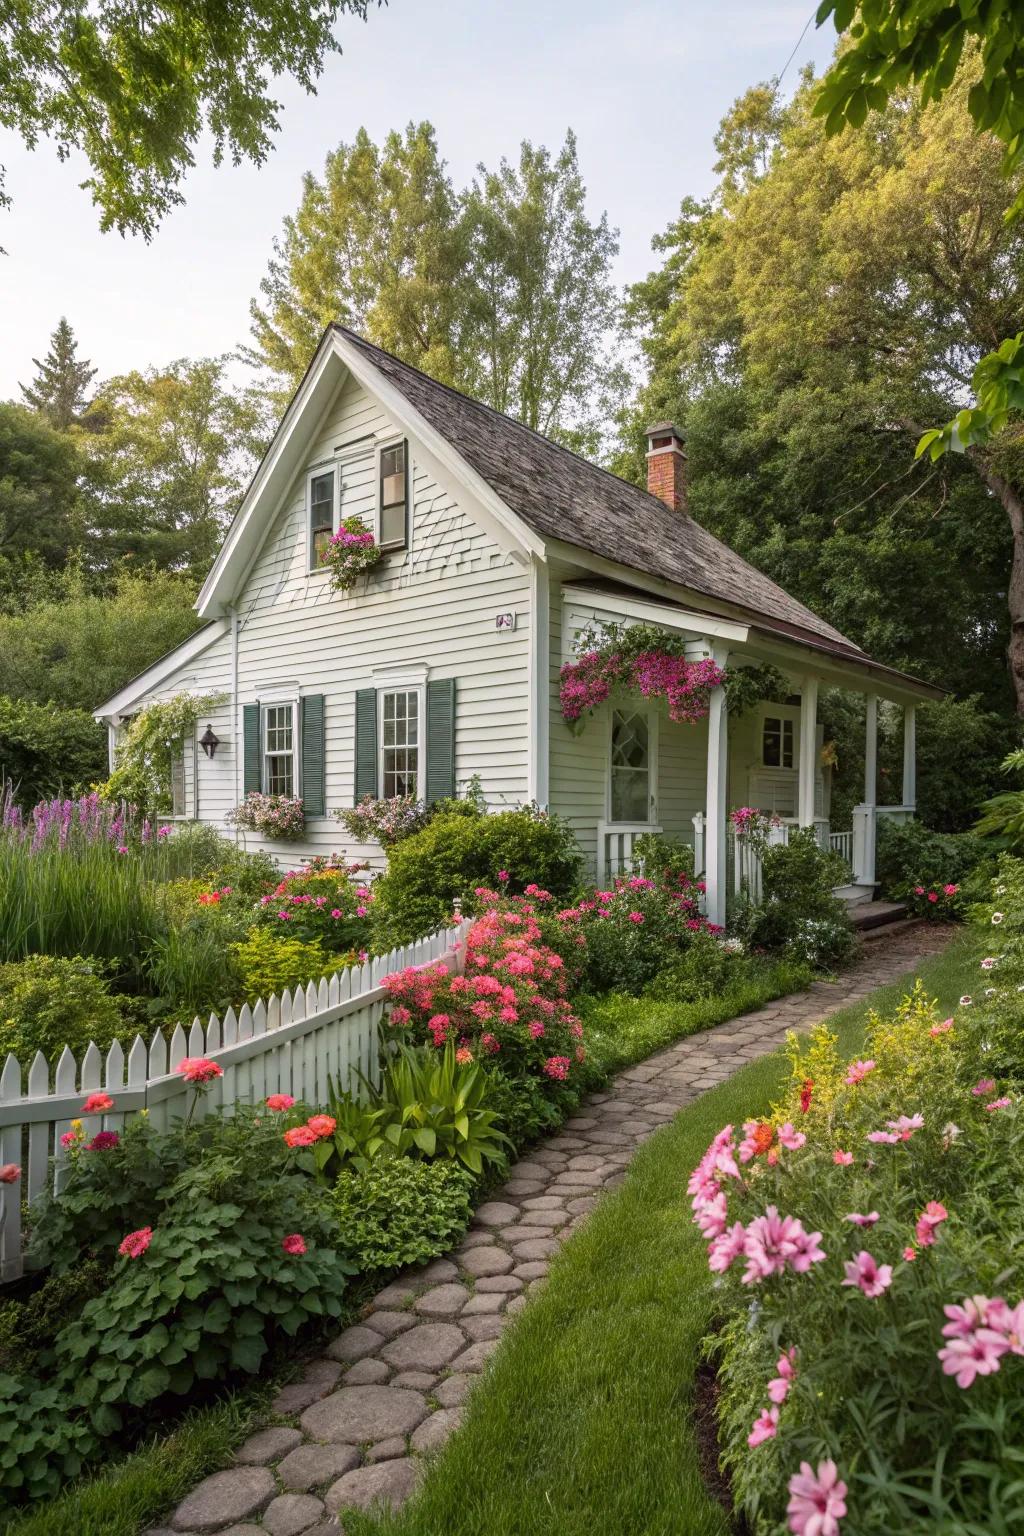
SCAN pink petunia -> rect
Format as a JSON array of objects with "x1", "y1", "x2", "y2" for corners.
[
  {"x1": 833, "y1": 1149, "x2": 854, "y2": 1166},
  {"x1": 747, "y1": 1406, "x2": 779, "y2": 1447},
  {"x1": 787, "y1": 1460, "x2": 847, "y2": 1536},
  {"x1": 842, "y1": 1250, "x2": 893, "y2": 1298},
  {"x1": 118, "y1": 1226, "x2": 153, "y2": 1259},
  {"x1": 845, "y1": 1212, "x2": 879, "y2": 1227},
  {"x1": 844, "y1": 1060, "x2": 876, "y2": 1086}
]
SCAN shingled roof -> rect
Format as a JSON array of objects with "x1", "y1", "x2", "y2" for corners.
[{"x1": 337, "y1": 326, "x2": 858, "y2": 655}]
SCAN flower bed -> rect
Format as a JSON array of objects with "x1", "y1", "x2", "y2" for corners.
[{"x1": 694, "y1": 859, "x2": 1024, "y2": 1534}]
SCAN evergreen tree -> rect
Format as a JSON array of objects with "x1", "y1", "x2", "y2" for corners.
[{"x1": 19, "y1": 318, "x2": 97, "y2": 430}]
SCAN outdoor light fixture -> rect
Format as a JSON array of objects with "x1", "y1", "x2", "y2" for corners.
[{"x1": 199, "y1": 725, "x2": 220, "y2": 760}]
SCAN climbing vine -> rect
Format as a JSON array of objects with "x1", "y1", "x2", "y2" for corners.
[{"x1": 103, "y1": 692, "x2": 227, "y2": 815}]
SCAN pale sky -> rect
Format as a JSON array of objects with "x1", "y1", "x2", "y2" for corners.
[{"x1": 0, "y1": 0, "x2": 827, "y2": 401}]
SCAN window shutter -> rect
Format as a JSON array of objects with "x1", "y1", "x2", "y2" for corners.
[
  {"x1": 425, "y1": 677, "x2": 456, "y2": 805},
  {"x1": 354, "y1": 689, "x2": 378, "y2": 803},
  {"x1": 242, "y1": 703, "x2": 261, "y2": 795},
  {"x1": 301, "y1": 695, "x2": 326, "y2": 817}
]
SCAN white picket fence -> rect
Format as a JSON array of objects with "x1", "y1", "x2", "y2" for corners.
[{"x1": 0, "y1": 920, "x2": 469, "y2": 1283}]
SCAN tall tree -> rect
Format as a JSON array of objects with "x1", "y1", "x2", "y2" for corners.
[
  {"x1": 248, "y1": 124, "x2": 623, "y2": 450},
  {"x1": 0, "y1": 0, "x2": 378, "y2": 237},
  {"x1": 0, "y1": 402, "x2": 83, "y2": 572},
  {"x1": 82, "y1": 358, "x2": 263, "y2": 578},
  {"x1": 623, "y1": 66, "x2": 1023, "y2": 711},
  {"x1": 19, "y1": 318, "x2": 97, "y2": 431}
]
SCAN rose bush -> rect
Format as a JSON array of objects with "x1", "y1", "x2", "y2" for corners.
[
  {"x1": 558, "y1": 866, "x2": 720, "y2": 995},
  {"x1": 251, "y1": 861, "x2": 375, "y2": 951}
]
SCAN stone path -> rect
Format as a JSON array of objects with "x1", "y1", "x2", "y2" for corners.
[{"x1": 153, "y1": 922, "x2": 952, "y2": 1536}]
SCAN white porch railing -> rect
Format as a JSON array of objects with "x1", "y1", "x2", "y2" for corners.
[
  {"x1": 829, "y1": 830, "x2": 854, "y2": 867},
  {"x1": 0, "y1": 920, "x2": 469, "y2": 1283},
  {"x1": 597, "y1": 821, "x2": 662, "y2": 885}
]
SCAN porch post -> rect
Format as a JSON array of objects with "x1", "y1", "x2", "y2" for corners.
[
  {"x1": 853, "y1": 692, "x2": 879, "y2": 887},
  {"x1": 864, "y1": 693, "x2": 878, "y2": 807},
  {"x1": 902, "y1": 703, "x2": 916, "y2": 811},
  {"x1": 798, "y1": 677, "x2": 819, "y2": 828},
  {"x1": 703, "y1": 643, "x2": 729, "y2": 929}
]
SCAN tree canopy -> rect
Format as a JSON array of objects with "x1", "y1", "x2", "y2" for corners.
[{"x1": 19, "y1": 318, "x2": 97, "y2": 430}]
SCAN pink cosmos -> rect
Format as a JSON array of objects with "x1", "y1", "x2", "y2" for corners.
[
  {"x1": 972, "y1": 1079, "x2": 997, "y2": 1096},
  {"x1": 789, "y1": 1224, "x2": 827, "y2": 1272},
  {"x1": 845, "y1": 1211, "x2": 879, "y2": 1227},
  {"x1": 787, "y1": 1460, "x2": 847, "y2": 1536},
  {"x1": 768, "y1": 1348, "x2": 798, "y2": 1404},
  {"x1": 266, "y1": 1094, "x2": 295, "y2": 1111},
  {"x1": 915, "y1": 1201, "x2": 948, "y2": 1247},
  {"x1": 985, "y1": 1097, "x2": 1012, "y2": 1111},
  {"x1": 281, "y1": 1233, "x2": 307, "y2": 1255},
  {"x1": 886, "y1": 1113, "x2": 924, "y2": 1139},
  {"x1": 844, "y1": 1060, "x2": 876, "y2": 1086},
  {"x1": 742, "y1": 1206, "x2": 825, "y2": 1284},
  {"x1": 833, "y1": 1149, "x2": 854, "y2": 1165},
  {"x1": 903, "y1": 1246, "x2": 917, "y2": 1261},
  {"x1": 938, "y1": 1328, "x2": 1009, "y2": 1388},
  {"x1": 176, "y1": 1056, "x2": 224, "y2": 1084},
  {"x1": 82, "y1": 1092, "x2": 114, "y2": 1113},
  {"x1": 708, "y1": 1221, "x2": 747, "y2": 1274},
  {"x1": 842, "y1": 1249, "x2": 893, "y2": 1298},
  {"x1": 747, "y1": 1406, "x2": 779, "y2": 1447},
  {"x1": 867, "y1": 1130, "x2": 900, "y2": 1144},
  {"x1": 119, "y1": 1226, "x2": 153, "y2": 1258},
  {"x1": 777, "y1": 1122, "x2": 807, "y2": 1151},
  {"x1": 695, "y1": 1192, "x2": 729, "y2": 1241}
]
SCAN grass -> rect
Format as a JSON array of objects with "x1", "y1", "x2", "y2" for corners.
[{"x1": 353, "y1": 928, "x2": 983, "y2": 1536}]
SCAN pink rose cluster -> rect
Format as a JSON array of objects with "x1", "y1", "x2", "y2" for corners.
[
  {"x1": 382, "y1": 890, "x2": 584, "y2": 1080},
  {"x1": 556, "y1": 868, "x2": 720, "y2": 948}
]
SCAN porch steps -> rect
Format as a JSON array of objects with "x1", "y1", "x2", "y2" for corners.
[
  {"x1": 834, "y1": 882, "x2": 876, "y2": 908},
  {"x1": 849, "y1": 900, "x2": 909, "y2": 933}
]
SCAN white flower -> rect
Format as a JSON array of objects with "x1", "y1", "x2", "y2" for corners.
[
  {"x1": 981, "y1": 957, "x2": 998, "y2": 970},
  {"x1": 996, "y1": 884, "x2": 1007, "y2": 895},
  {"x1": 985, "y1": 987, "x2": 997, "y2": 997},
  {"x1": 992, "y1": 912, "x2": 1004, "y2": 924},
  {"x1": 959, "y1": 995, "x2": 973, "y2": 1007},
  {"x1": 943, "y1": 1122, "x2": 961, "y2": 1142}
]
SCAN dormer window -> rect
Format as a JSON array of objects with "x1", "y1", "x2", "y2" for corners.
[
  {"x1": 378, "y1": 440, "x2": 408, "y2": 550},
  {"x1": 309, "y1": 468, "x2": 336, "y2": 568}
]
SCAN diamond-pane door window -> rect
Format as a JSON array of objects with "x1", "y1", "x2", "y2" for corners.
[{"x1": 610, "y1": 710, "x2": 651, "y2": 822}]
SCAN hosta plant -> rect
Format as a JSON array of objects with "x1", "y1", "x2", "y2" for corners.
[{"x1": 375, "y1": 1043, "x2": 512, "y2": 1174}]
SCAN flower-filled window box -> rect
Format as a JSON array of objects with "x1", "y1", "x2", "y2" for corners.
[
  {"x1": 319, "y1": 516, "x2": 384, "y2": 592},
  {"x1": 228, "y1": 792, "x2": 306, "y2": 841},
  {"x1": 560, "y1": 621, "x2": 727, "y2": 729}
]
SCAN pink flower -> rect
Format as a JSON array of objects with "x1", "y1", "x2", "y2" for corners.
[
  {"x1": 844, "y1": 1060, "x2": 876, "y2": 1086},
  {"x1": 118, "y1": 1226, "x2": 153, "y2": 1259},
  {"x1": 915, "y1": 1201, "x2": 948, "y2": 1247},
  {"x1": 695, "y1": 1192, "x2": 729, "y2": 1241},
  {"x1": 455, "y1": 1047, "x2": 474, "y2": 1065},
  {"x1": 480, "y1": 1032, "x2": 500, "y2": 1054},
  {"x1": 787, "y1": 1459, "x2": 847, "y2": 1536},
  {"x1": 497, "y1": 870, "x2": 509, "y2": 882},
  {"x1": 544, "y1": 1056, "x2": 571, "y2": 1080},
  {"x1": 903, "y1": 1245, "x2": 917, "y2": 1261},
  {"x1": 742, "y1": 1207, "x2": 825, "y2": 1283},
  {"x1": 307, "y1": 1114, "x2": 336, "y2": 1139},
  {"x1": 985, "y1": 1097, "x2": 1012, "y2": 1111},
  {"x1": 972, "y1": 1078, "x2": 997, "y2": 1097},
  {"x1": 768, "y1": 1348, "x2": 798, "y2": 1404},
  {"x1": 82, "y1": 1092, "x2": 114, "y2": 1113},
  {"x1": 747, "y1": 1405, "x2": 779, "y2": 1447},
  {"x1": 0, "y1": 1163, "x2": 20, "y2": 1184},
  {"x1": 59, "y1": 1130, "x2": 80, "y2": 1148},
  {"x1": 845, "y1": 1211, "x2": 879, "y2": 1227},
  {"x1": 777, "y1": 1122, "x2": 806, "y2": 1151},
  {"x1": 842, "y1": 1249, "x2": 893, "y2": 1298},
  {"x1": 886, "y1": 1113, "x2": 924, "y2": 1139},
  {"x1": 266, "y1": 1093, "x2": 296, "y2": 1111},
  {"x1": 708, "y1": 1221, "x2": 747, "y2": 1274},
  {"x1": 628, "y1": 911, "x2": 645, "y2": 924},
  {"x1": 927, "y1": 891, "x2": 938, "y2": 903},
  {"x1": 281, "y1": 1233, "x2": 307, "y2": 1255},
  {"x1": 284, "y1": 1125, "x2": 317, "y2": 1148},
  {"x1": 833, "y1": 1149, "x2": 854, "y2": 1165},
  {"x1": 938, "y1": 1328, "x2": 1009, "y2": 1388},
  {"x1": 944, "y1": 883, "x2": 959, "y2": 896},
  {"x1": 175, "y1": 1057, "x2": 223, "y2": 1084},
  {"x1": 867, "y1": 1130, "x2": 900, "y2": 1144},
  {"x1": 87, "y1": 1130, "x2": 120, "y2": 1151},
  {"x1": 929, "y1": 1019, "x2": 953, "y2": 1037},
  {"x1": 528, "y1": 1020, "x2": 545, "y2": 1038}
]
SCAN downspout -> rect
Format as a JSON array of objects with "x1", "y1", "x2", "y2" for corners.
[{"x1": 230, "y1": 602, "x2": 240, "y2": 845}]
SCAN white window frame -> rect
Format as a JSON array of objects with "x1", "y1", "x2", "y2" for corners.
[
  {"x1": 307, "y1": 463, "x2": 340, "y2": 574},
  {"x1": 605, "y1": 705, "x2": 658, "y2": 825},
  {"x1": 165, "y1": 735, "x2": 194, "y2": 821},
  {"x1": 374, "y1": 434, "x2": 410, "y2": 553},
  {"x1": 262, "y1": 699, "x2": 299, "y2": 798},
  {"x1": 761, "y1": 712, "x2": 796, "y2": 771},
  {"x1": 378, "y1": 683, "x2": 425, "y2": 801}
]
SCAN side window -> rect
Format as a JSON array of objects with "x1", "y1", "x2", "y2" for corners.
[
  {"x1": 169, "y1": 740, "x2": 186, "y2": 816},
  {"x1": 380, "y1": 689, "x2": 420, "y2": 797},
  {"x1": 309, "y1": 468, "x2": 335, "y2": 568},
  {"x1": 264, "y1": 704, "x2": 296, "y2": 797},
  {"x1": 378, "y1": 440, "x2": 408, "y2": 551},
  {"x1": 762, "y1": 716, "x2": 794, "y2": 769}
]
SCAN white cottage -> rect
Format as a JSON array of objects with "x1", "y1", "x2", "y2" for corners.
[{"x1": 94, "y1": 327, "x2": 940, "y2": 927}]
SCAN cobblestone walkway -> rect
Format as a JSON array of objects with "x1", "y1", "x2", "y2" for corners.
[{"x1": 154, "y1": 922, "x2": 953, "y2": 1536}]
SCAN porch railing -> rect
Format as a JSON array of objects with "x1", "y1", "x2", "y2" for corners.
[
  {"x1": 829, "y1": 830, "x2": 854, "y2": 867},
  {"x1": 596, "y1": 822, "x2": 662, "y2": 885}
]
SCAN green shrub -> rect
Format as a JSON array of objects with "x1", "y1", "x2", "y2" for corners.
[
  {"x1": 481, "y1": 1067, "x2": 567, "y2": 1152},
  {"x1": 571, "y1": 867, "x2": 710, "y2": 996},
  {"x1": 876, "y1": 817, "x2": 986, "y2": 898},
  {"x1": 0, "y1": 697, "x2": 106, "y2": 807},
  {"x1": 733, "y1": 829, "x2": 855, "y2": 969},
  {"x1": 0, "y1": 1262, "x2": 106, "y2": 1376},
  {"x1": 643, "y1": 931, "x2": 744, "y2": 1003},
  {"x1": 144, "y1": 919, "x2": 243, "y2": 1017},
  {"x1": 371, "y1": 805, "x2": 582, "y2": 944},
  {"x1": 373, "y1": 1044, "x2": 512, "y2": 1174},
  {"x1": 230, "y1": 927, "x2": 332, "y2": 1001},
  {"x1": 632, "y1": 830, "x2": 695, "y2": 884},
  {"x1": 156, "y1": 824, "x2": 279, "y2": 900},
  {"x1": 0, "y1": 955, "x2": 132, "y2": 1063},
  {"x1": 329, "y1": 1157, "x2": 474, "y2": 1271}
]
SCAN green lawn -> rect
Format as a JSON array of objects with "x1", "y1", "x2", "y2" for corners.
[{"x1": 355, "y1": 929, "x2": 980, "y2": 1536}]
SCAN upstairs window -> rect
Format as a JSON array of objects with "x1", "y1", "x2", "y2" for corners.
[
  {"x1": 381, "y1": 688, "x2": 420, "y2": 797},
  {"x1": 264, "y1": 704, "x2": 296, "y2": 797},
  {"x1": 378, "y1": 440, "x2": 408, "y2": 550},
  {"x1": 762, "y1": 716, "x2": 794, "y2": 769},
  {"x1": 309, "y1": 468, "x2": 335, "y2": 568}
]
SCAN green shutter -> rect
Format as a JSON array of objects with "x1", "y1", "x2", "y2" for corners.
[
  {"x1": 242, "y1": 702, "x2": 261, "y2": 795},
  {"x1": 354, "y1": 689, "x2": 378, "y2": 803},
  {"x1": 425, "y1": 677, "x2": 456, "y2": 805},
  {"x1": 301, "y1": 694, "x2": 326, "y2": 816}
]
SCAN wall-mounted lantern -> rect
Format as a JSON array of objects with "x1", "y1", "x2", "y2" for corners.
[{"x1": 199, "y1": 725, "x2": 221, "y2": 760}]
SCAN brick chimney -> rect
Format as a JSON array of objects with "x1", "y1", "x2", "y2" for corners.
[{"x1": 645, "y1": 421, "x2": 687, "y2": 513}]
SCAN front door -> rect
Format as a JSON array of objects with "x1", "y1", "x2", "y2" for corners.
[{"x1": 609, "y1": 708, "x2": 656, "y2": 824}]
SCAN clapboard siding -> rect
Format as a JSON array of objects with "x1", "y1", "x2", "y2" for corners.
[{"x1": 120, "y1": 370, "x2": 530, "y2": 867}]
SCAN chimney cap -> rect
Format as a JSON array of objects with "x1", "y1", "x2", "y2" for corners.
[{"x1": 645, "y1": 420, "x2": 685, "y2": 445}]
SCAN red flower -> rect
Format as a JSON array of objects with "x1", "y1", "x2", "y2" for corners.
[
  {"x1": 284, "y1": 1125, "x2": 317, "y2": 1148},
  {"x1": 87, "y1": 1130, "x2": 120, "y2": 1151},
  {"x1": 0, "y1": 1163, "x2": 21, "y2": 1184},
  {"x1": 281, "y1": 1233, "x2": 307, "y2": 1255},
  {"x1": 266, "y1": 1093, "x2": 296, "y2": 1111},
  {"x1": 799, "y1": 1078, "x2": 814, "y2": 1114},
  {"x1": 306, "y1": 1114, "x2": 337, "y2": 1140},
  {"x1": 82, "y1": 1092, "x2": 114, "y2": 1113},
  {"x1": 175, "y1": 1057, "x2": 224, "y2": 1083},
  {"x1": 119, "y1": 1226, "x2": 153, "y2": 1259}
]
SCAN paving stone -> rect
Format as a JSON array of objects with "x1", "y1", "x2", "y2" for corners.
[
  {"x1": 460, "y1": 1245, "x2": 514, "y2": 1277},
  {"x1": 327, "y1": 1325, "x2": 383, "y2": 1364},
  {"x1": 362, "y1": 1309, "x2": 416, "y2": 1339},
  {"x1": 276, "y1": 1443, "x2": 360, "y2": 1493},
  {"x1": 219, "y1": 1526, "x2": 265, "y2": 1535},
  {"x1": 507, "y1": 1161, "x2": 550, "y2": 1181},
  {"x1": 325, "y1": 1457, "x2": 421, "y2": 1515},
  {"x1": 473, "y1": 1200, "x2": 521, "y2": 1226},
  {"x1": 462, "y1": 1313, "x2": 506, "y2": 1342},
  {"x1": 513, "y1": 1208, "x2": 567, "y2": 1229},
  {"x1": 475, "y1": 1273, "x2": 523, "y2": 1293},
  {"x1": 367, "y1": 1436, "x2": 407, "y2": 1463},
  {"x1": 462, "y1": 1291, "x2": 506, "y2": 1315},
  {"x1": 235, "y1": 1426, "x2": 302, "y2": 1465},
  {"x1": 300, "y1": 1385, "x2": 428, "y2": 1443},
  {"x1": 413, "y1": 1282, "x2": 470, "y2": 1317},
  {"x1": 261, "y1": 1493, "x2": 326, "y2": 1536},
  {"x1": 344, "y1": 1357, "x2": 390, "y2": 1385},
  {"x1": 512, "y1": 1260, "x2": 550, "y2": 1280},
  {"x1": 566, "y1": 1195, "x2": 599, "y2": 1216},
  {"x1": 567, "y1": 1153, "x2": 606, "y2": 1170},
  {"x1": 503, "y1": 1178, "x2": 545, "y2": 1195},
  {"x1": 457, "y1": 1228, "x2": 498, "y2": 1250},
  {"x1": 411, "y1": 1407, "x2": 464, "y2": 1454},
  {"x1": 371, "y1": 1280, "x2": 417, "y2": 1307},
  {"x1": 450, "y1": 1338, "x2": 501, "y2": 1373},
  {"x1": 303, "y1": 1359, "x2": 343, "y2": 1388},
  {"x1": 433, "y1": 1372, "x2": 475, "y2": 1407},
  {"x1": 411, "y1": 1258, "x2": 458, "y2": 1285},
  {"x1": 521, "y1": 1195, "x2": 566, "y2": 1211},
  {"x1": 390, "y1": 1370, "x2": 438, "y2": 1390},
  {"x1": 171, "y1": 1467, "x2": 276, "y2": 1531},
  {"x1": 506, "y1": 1293, "x2": 528, "y2": 1316},
  {"x1": 510, "y1": 1238, "x2": 561, "y2": 1261},
  {"x1": 549, "y1": 1168, "x2": 604, "y2": 1187},
  {"x1": 379, "y1": 1323, "x2": 465, "y2": 1373},
  {"x1": 272, "y1": 1382, "x2": 326, "y2": 1416},
  {"x1": 498, "y1": 1224, "x2": 553, "y2": 1244}
]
